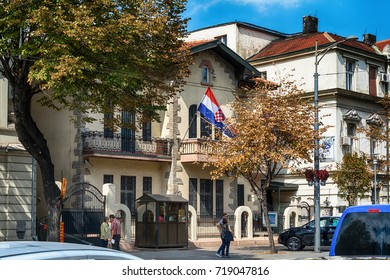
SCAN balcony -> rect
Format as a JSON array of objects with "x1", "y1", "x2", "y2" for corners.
[
  {"x1": 82, "y1": 131, "x2": 172, "y2": 162},
  {"x1": 179, "y1": 139, "x2": 212, "y2": 163}
]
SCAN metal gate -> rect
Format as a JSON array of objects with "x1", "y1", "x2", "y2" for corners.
[{"x1": 61, "y1": 183, "x2": 105, "y2": 246}]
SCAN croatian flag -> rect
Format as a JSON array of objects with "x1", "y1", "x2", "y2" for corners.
[{"x1": 197, "y1": 87, "x2": 236, "y2": 138}]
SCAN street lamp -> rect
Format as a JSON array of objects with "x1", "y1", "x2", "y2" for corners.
[{"x1": 313, "y1": 35, "x2": 357, "y2": 253}]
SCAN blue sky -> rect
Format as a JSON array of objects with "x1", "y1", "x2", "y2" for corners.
[{"x1": 184, "y1": 0, "x2": 390, "y2": 42}]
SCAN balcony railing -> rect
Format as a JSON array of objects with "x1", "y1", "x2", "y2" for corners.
[
  {"x1": 82, "y1": 131, "x2": 172, "y2": 159},
  {"x1": 179, "y1": 139, "x2": 212, "y2": 162}
]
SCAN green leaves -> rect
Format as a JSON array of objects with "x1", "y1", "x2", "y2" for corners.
[
  {"x1": 1, "y1": 0, "x2": 190, "y2": 124},
  {"x1": 333, "y1": 153, "x2": 373, "y2": 206}
]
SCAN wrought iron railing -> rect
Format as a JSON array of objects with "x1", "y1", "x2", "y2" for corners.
[{"x1": 82, "y1": 131, "x2": 172, "y2": 157}]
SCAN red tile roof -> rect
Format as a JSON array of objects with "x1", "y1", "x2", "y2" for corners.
[
  {"x1": 375, "y1": 39, "x2": 390, "y2": 52},
  {"x1": 249, "y1": 32, "x2": 379, "y2": 61},
  {"x1": 185, "y1": 39, "x2": 214, "y2": 49}
]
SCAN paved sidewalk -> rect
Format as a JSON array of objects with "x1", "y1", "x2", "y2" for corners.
[{"x1": 121, "y1": 237, "x2": 330, "y2": 260}]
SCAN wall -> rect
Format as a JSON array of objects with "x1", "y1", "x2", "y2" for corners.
[{"x1": 0, "y1": 148, "x2": 35, "y2": 241}]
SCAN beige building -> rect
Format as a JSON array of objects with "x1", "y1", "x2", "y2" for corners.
[
  {"x1": 31, "y1": 40, "x2": 262, "y2": 233},
  {"x1": 0, "y1": 77, "x2": 37, "y2": 241}
]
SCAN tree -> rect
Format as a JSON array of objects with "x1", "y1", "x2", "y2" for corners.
[
  {"x1": 204, "y1": 79, "x2": 320, "y2": 253},
  {"x1": 333, "y1": 152, "x2": 373, "y2": 206},
  {"x1": 0, "y1": 0, "x2": 191, "y2": 241}
]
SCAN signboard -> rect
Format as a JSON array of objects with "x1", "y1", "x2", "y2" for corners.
[{"x1": 262, "y1": 212, "x2": 278, "y2": 227}]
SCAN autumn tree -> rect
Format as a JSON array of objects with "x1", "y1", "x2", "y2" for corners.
[
  {"x1": 333, "y1": 152, "x2": 373, "y2": 206},
  {"x1": 0, "y1": 0, "x2": 190, "y2": 240},
  {"x1": 204, "y1": 79, "x2": 321, "y2": 253}
]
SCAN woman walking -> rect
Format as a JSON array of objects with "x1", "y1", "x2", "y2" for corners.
[
  {"x1": 216, "y1": 218, "x2": 234, "y2": 258},
  {"x1": 100, "y1": 216, "x2": 110, "y2": 248}
]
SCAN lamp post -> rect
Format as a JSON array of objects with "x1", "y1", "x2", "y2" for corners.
[{"x1": 313, "y1": 35, "x2": 357, "y2": 253}]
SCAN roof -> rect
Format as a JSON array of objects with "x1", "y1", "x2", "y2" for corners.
[
  {"x1": 137, "y1": 193, "x2": 188, "y2": 203},
  {"x1": 189, "y1": 21, "x2": 288, "y2": 38},
  {"x1": 248, "y1": 32, "x2": 380, "y2": 62},
  {"x1": 189, "y1": 39, "x2": 260, "y2": 76},
  {"x1": 375, "y1": 39, "x2": 390, "y2": 52}
]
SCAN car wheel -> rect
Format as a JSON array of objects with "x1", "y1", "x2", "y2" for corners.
[{"x1": 286, "y1": 237, "x2": 302, "y2": 251}]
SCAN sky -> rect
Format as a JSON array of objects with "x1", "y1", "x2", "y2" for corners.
[{"x1": 183, "y1": 0, "x2": 390, "y2": 42}]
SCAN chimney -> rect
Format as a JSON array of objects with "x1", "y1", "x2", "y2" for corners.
[
  {"x1": 363, "y1": 34, "x2": 376, "y2": 45},
  {"x1": 303, "y1": 16, "x2": 318, "y2": 34}
]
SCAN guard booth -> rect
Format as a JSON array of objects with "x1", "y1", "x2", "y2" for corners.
[{"x1": 135, "y1": 194, "x2": 188, "y2": 248}]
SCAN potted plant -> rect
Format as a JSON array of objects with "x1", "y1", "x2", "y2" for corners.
[
  {"x1": 316, "y1": 169, "x2": 329, "y2": 185},
  {"x1": 304, "y1": 168, "x2": 314, "y2": 186}
]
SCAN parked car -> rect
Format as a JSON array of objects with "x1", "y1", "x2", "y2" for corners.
[
  {"x1": 0, "y1": 241, "x2": 142, "y2": 260},
  {"x1": 278, "y1": 216, "x2": 340, "y2": 251},
  {"x1": 329, "y1": 204, "x2": 390, "y2": 258}
]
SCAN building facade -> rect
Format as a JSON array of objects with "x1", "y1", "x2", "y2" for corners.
[{"x1": 0, "y1": 76, "x2": 36, "y2": 241}]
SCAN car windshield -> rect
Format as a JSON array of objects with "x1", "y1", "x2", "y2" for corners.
[{"x1": 334, "y1": 212, "x2": 390, "y2": 256}]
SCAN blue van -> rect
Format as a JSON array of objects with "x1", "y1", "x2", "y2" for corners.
[{"x1": 329, "y1": 204, "x2": 390, "y2": 257}]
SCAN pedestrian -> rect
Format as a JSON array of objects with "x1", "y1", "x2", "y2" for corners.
[
  {"x1": 109, "y1": 214, "x2": 121, "y2": 250},
  {"x1": 100, "y1": 216, "x2": 110, "y2": 248},
  {"x1": 216, "y1": 218, "x2": 234, "y2": 258},
  {"x1": 216, "y1": 213, "x2": 228, "y2": 256}
]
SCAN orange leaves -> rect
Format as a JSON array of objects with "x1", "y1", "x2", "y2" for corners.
[{"x1": 204, "y1": 79, "x2": 321, "y2": 180}]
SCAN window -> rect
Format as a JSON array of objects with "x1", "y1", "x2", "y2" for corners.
[
  {"x1": 143, "y1": 177, "x2": 152, "y2": 194},
  {"x1": 347, "y1": 123, "x2": 356, "y2": 137},
  {"x1": 202, "y1": 66, "x2": 210, "y2": 84},
  {"x1": 370, "y1": 138, "x2": 377, "y2": 156},
  {"x1": 121, "y1": 176, "x2": 136, "y2": 216},
  {"x1": 103, "y1": 103, "x2": 114, "y2": 138},
  {"x1": 216, "y1": 180, "x2": 224, "y2": 217},
  {"x1": 237, "y1": 184, "x2": 244, "y2": 206},
  {"x1": 199, "y1": 60, "x2": 214, "y2": 85},
  {"x1": 121, "y1": 111, "x2": 136, "y2": 153},
  {"x1": 103, "y1": 175, "x2": 113, "y2": 184},
  {"x1": 369, "y1": 66, "x2": 377, "y2": 96},
  {"x1": 215, "y1": 35, "x2": 227, "y2": 45},
  {"x1": 347, "y1": 123, "x2": 357, "y2": 151},
  {"x1": 189, "y1": 178, "x2": 198, "y2": 210},
  {"x1": 189, "y1": 105, "x2": 197, "y2": 138},
  {"x1": 142, "y1": 121, "x2": 151, "y2": 141},
  {"x1": 346, "y1": 60, "x2": 355, "y2": 90},
  {"x1": 200, "y1": 116, "x2": 212, "y2": 138},
  {"x1": 200, "y1": 179, "x2": 213, "y2": 217}
]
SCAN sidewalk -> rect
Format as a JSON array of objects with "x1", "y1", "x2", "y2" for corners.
[
  {"x1": 120, "y1": 236, "x2": 278, "y2": 251},
  {"x1": 120, "y1": 237, "x2": 330, "y2": 260},
  {"x1": 188, "y1": 236, "x2": 278, "y2": 248}
]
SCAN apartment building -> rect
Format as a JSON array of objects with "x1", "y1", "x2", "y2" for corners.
[{"x1": 247, "y1": 16, "x2": 390, "y2": 226}]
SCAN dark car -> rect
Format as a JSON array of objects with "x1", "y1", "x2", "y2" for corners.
[
  {"x1": 0, "y1": 241, "x2": 142, "y2": 260},
  {"x1": 329, "y1": 204, "x2": 390, "y2": 258},
  {"x1": 278, "y1": 216, "x2": 340, "y2": 251}
]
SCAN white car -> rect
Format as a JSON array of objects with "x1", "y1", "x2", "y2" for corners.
[{"x1": 0, "y1": 241, "x2": 142, "y2": 260}]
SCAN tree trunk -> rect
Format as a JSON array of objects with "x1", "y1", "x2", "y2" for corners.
[
  {"x1": 250, "y1": 179, "x2": 276, "y2": 254},
  {"x1": 260, "y1": 186, "x2": 276, "y2": 254},
  {"x1": 13, "y1": 72, "x2": 61, "y2": 241}
]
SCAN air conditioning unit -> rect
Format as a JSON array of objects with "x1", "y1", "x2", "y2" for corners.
[
  {"x1": 380, "y1": 73, "x2": 389, "y2": 83},
  {"x1": 341, "y1": 136, "x2": 351, "y2": 146}
]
